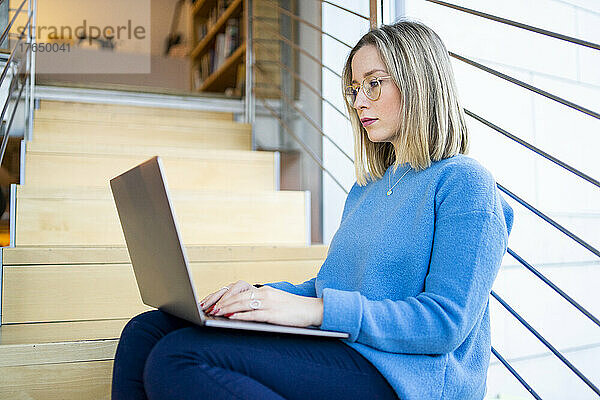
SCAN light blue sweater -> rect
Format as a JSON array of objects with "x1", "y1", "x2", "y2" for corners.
[{"x1": 266, "y1": 154, "x2": 513, "y2": 400}]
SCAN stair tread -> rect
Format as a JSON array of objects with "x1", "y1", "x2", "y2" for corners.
[
  {"x1": 40, "y1": 98, "x2": 234, "y2": 119},
  {"x1": 17, "y1": 185, "x2": 302, "y2": 197},
  {"x1": 0, "y1": 319, "x2": 127, "y2": 346},
  {"x1": 26, "y1": 141, "x2": 272, "y2": 160},
  {"x1": 33, "y1": 118, "x2": 250, "y2": 135},
  {"x1": 2, "y1": 244, "x2": 328, "y2": 265}
]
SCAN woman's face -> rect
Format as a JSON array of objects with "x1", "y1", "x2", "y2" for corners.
[{"x1": 350, "y1": 45, "x2": 402, "y2": 143}]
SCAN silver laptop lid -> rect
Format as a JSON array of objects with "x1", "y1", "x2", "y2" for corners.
[{"x1": 110, "y1": 156, "x2": 203, "y2": 324}]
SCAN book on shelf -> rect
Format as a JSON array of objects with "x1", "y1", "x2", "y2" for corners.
[
  {"x1": 215, "y1": 33, "x2": 226, "y2": 71},
  {"x1": 205, "y1": 0, "x2": 236, "y2": 32},
  {"x1": 196, "y1": 22, "x2": 208, "y2": 43},
  {"x1": 234, "y1": 63, "x2": 245, "y2": 96},
  {"x1": 206, "y1": 8, "x2": 218, "y2": 31},
  {"x1": 193, "y1": 66, "x2": 202, "y2": 90},
  {"x1": 223, "y1": 18, "x2": 239, "y2": 58},
  {"x1": 209, "y1": 17, "x2": 241, "y2": 73}
]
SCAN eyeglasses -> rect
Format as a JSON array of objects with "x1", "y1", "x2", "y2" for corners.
[{"x1": 345, "y1": 75, "x2": 392, "y2": 105}]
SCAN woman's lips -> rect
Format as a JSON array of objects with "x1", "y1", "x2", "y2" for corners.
[{"x1": 361, "y1": 118, "x2": 377, "y2": 127}]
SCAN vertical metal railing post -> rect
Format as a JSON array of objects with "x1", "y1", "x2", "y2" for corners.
[
  {"x1": 27, "y1": 0, "x2": 36, "y2": 142},
  {"x1": 369, "y1": 0, "x2": 378, "y2": 29},
  {"x1": 279, "y1": 0, "x2": 293, "y2": 151},
  {"x1": 244, "y1": 0, "x2": 255, "y2": 149},
  {"x1": 23, "y1": 0, "x2": 31, "y2": 142}
]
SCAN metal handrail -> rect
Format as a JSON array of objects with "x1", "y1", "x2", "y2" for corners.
[
  {"x1": 491, "y1": 342, "x2": 600, "y2": 366},
  {"x1": 0, "y1": 0, "x2": 27, "y2": 46},
  {"x1": 254, "y1": 19, "x2": 342, "y2": 78},
  {"x1": 427, "y1": 0, "x2": 600, "y2": 51},
  {"x1": 497, "y1": 183, "x2": 600, "y2": 259},
  {"x1": 27, "y1": 0, "x2": 37, "y2": 142},
  {"x1": 255, "y1": 56, "x2": 349, "y2": 120},
  {"x1": 255, "y1": 3, "x2": 596, "y2": 397},
  {"x1": 0, "y1": 79, "x2": 18, "y2": 159},
  {"x1": 491, "y1": 347, "x2": 542, "y2": 400},
  {"x1": 318, "y1": 0, "x2": 369, "y2": 20},
  {"x1": 465, "y1": 109, "x2": 600, "y2": 189},
  {"x1": 451, "y1": 52, "x2": 600, "y2": 120},
  {"x1": 507, "y1": 248, "x2": 600, "y2": 328},
  {"x1": 262, "y1": 0, "x2": 353, "y2": 49},
  {"x1": 258, "y1": 95, "x2": 349, "y2": 194},
  {"x1": 0, "y1": 75, "x2": 26, "y2": 163},
  {"x1": 0, "y1": 30, "x2": 28, "y2": 87},
  {"x1": 0, "y1": 0, "x2": 35, "y2": 166},
  {"x1": 492, "y1": 291, "x2": 600, "y2": 395},
  {"x1": 268, "y1": 84, "x2": 354, "y2": 163}
]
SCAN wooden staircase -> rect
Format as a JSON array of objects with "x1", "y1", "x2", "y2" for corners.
[{"x1": 0, "y1": 100, "x2": 325, "y2": 399}]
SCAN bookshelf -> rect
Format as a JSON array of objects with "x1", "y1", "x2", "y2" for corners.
[
  {"x1": 190, "y1": 0, "x2": 283, "y2": 97},
  {"x1": 198, "y1": 42, "x2": 245, "y2": 92}
]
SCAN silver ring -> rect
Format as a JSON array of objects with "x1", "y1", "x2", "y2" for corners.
[
  {"x1": 249, "y1": 290, "x2": 260, "y2": 309},
  {"x1": 249, "y1": 299, "x2": 261, "y2": 310},
  {"x1": 220, "y1": 286, "x2": 230, "y2": 291}
]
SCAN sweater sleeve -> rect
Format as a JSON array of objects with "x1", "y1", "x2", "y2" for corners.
[
  {"x1": 320, "y1": 209, "x2": 508, "y2": 354},
  {"x1": 263, "y1": 277, "x2": 317, "y2": 297}
]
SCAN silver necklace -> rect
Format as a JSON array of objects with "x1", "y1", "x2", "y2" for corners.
[{"x1": 387, "y1": 167, "x2": 411, "y2": 196}]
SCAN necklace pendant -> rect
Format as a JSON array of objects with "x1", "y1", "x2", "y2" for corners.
[{"x1": 386, "y1": 189, "x2": 392, "y2": 196}]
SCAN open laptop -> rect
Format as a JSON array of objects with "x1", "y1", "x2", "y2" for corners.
[{"x1": 110, "y1": 156, "x2": 348, "y2": 339}]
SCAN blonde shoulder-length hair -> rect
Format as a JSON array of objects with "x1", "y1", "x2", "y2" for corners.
[{"x1": 343, "y1": 20, "x2": 469, "y2": 186}]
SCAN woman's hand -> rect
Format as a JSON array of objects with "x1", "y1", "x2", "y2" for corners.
[
  {"x1": 208, "y1": 285, "x2": 324, "y2": 328},
  {"x1": 199, "y1": 280, "x2": 254, "y2": 312}
]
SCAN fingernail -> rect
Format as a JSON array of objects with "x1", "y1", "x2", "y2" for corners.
[
  {"x1": 224, "y1": 312, "x2": 234, "y2": 318},
  {"x1": 213, "y1": 308, "x2": 221, "y2": 316},
  {"x1": 206, "y1": 304, "x2": 215, "y2": 313}
]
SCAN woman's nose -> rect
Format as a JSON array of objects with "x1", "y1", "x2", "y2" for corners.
[{"x1": 352, "y1": 88, "x2": 370, "y2": 109}]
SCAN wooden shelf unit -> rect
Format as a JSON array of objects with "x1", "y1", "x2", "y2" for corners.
[
  {"x1": 198, "y1": 42, "x2": 246, "y2": 92},
  {"x1": 190, "y1": 0, "x2": 245, "y2": 94},
  {"x1": 190, "y1": 0, "x2": 243, "y2": 60},
  {"x1": 190, "y1": 0, "x2": 286, "y2": 97}
]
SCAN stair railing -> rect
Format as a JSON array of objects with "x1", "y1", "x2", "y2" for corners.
[
  {"x1": 0, "y1": 0, "x2": 36, "y2": 326},
  {"x1": 0, "y1": 0, "x2": 36, "y2": 167},
  {"x1": 245, "y1": 0, "x2": 600, "y2": 397}
]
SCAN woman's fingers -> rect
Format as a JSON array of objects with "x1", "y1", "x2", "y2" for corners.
[
  {"x1": 212, "y1": 288, "x2": 264, "y2": 316},
  {"x1": 199, "y1": 284, "x2": 233, "y2": 310},
  {"x1": 200, "y1": 280, "x2": 253, "y2": 311},
  {"x1": 213, "y1": 280, "x2": 252, "y2": 308},
  {"x1": 228, "y1": 310, "x2": 268, "y2": 322}
]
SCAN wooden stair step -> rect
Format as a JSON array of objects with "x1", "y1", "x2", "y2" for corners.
[
  {"x1": 2, "y1": 244, "x2": 328, "y2": 265},
  {"x1": 0, "y1": 319, "x2": 127, "y2": 346},
  {"x1": 14, "y1": 186, "x2": 309, "y2": 246},
  {"x1": 32, "y1": 119, "x2": 252, "y2": 150},
  {"x1": 0, "y1": 244, "x2": 327, "y2": 398},
  {"x1": 39, "y1": 100, "x2": 233, "y2": 121},
  {"x1": 1, "y1": 245, "x2": 327, "y2": 323},
  {"x1": 0, "y1": 358, "x2": 113, "y2": 400},
  {"x1": 34, "y1": 109, "x2": 233, "y2": 129},
  {"x1": 0, "y1": 319, "x2": 117, "y2": 399},
  {"x1": 0, "y1": 319, "x2": 123, "y2": 372},
  {"x1": 24, "y1": 142, "x2": 278, "y2": 191}
]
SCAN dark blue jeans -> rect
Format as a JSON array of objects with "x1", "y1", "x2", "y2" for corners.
[{"x1": 111, "y1": 310, "x2": 398, "y2": 400}]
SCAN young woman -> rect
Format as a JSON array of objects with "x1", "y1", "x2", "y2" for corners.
[{"x1": 112, "y1": 21, "x2": 513, "y2": 400}]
